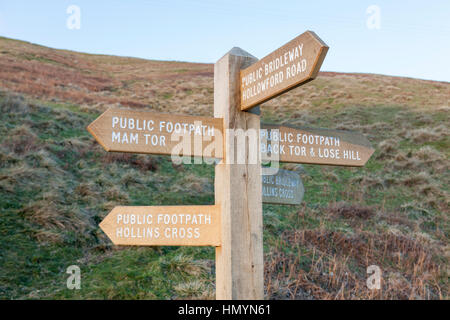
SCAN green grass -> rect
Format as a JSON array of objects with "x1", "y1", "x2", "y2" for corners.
[
  {"x1": 0, "y1": 92, "x2": 220, "y2": 299},
  {"x1": 0, "y1": 90, "x2": 448, "y2": 300}
]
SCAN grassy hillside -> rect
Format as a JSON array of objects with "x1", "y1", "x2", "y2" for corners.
[{"x1": 0, "y1": 37, "x2": 448, "y2": 299}]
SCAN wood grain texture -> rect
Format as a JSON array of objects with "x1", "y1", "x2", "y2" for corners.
[
  {"x1": 214, "y1": 48, "x2": 264, "y2": 300},
  {"x1": 87, "y1": 108, "x2": 223, "y2": 159},
  {"x1": 261, "y1": 123, "x2": 374, "y2": 167},
  {"x1": 99, "y1": 205, "x2": 220, "y2": 246},
  {"x1": 240, "y1": 31, "x2": 328, "y2": 110}
]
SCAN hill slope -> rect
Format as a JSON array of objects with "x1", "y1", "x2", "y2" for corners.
[{"x1": 0, "y1": 37, "x2": 448, "y2": 299}]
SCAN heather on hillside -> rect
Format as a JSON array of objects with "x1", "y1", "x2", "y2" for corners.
[{"x1": 0, "y1": 37, "x2": 448, "y2": 299}]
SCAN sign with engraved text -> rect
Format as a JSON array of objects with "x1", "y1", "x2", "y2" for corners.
[
  {"x1": 100, "y1": 205, "x2": 221, "y2": 246},
  {"x1": 262, "y1": 169, "x2": 304, "y2": 205},
  {"x1": 240, "y1": 31, "x2": 328, "y2": 110},
  {"x1": 80, "y1": 27, "x2": 380, "y2": 300},
  {"x1": 261, "y1": 124, "x2": 374, "y2": 167},
  {"x1": 87, "y1": 108, "x2": 223, "y2": 159}
]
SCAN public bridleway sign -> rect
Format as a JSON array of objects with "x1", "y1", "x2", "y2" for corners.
[
  {"x1": 262, "y1": 169, "x2": 304, "y2": 205},
  {"x1": 240, "y1": 31, "x2": 329, "y2": 111},
  {"x1": 88, "y1": 30, "x2": 375, "y2": 300}
]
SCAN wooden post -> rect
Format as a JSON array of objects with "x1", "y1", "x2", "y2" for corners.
[{"x1": 214, "y1": 48, "x2": 264, "y2": 300}]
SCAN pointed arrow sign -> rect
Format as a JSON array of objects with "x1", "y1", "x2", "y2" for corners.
[
  {"x1": 87, "y1": 108, "x2": 223, "y2": 159},
  {"x1": 260, "y1": 123, "x2": 374, "y2": 167},
  {"x1": 100, "y1": 205, "x2": 221, "y2": 246},
  {"x1": 240, "y1": 31, "x2": 329, "y2": 110}
]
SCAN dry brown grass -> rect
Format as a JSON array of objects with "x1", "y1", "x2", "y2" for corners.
[
  {"x1": 264, "y1": 227, "x2": 445, "y2": 299},
  {"x1": 0, "y1": 38, "x2": 214, "y2": 114},
  {"x1": 327, "y1": 202, "x2": 375, "y2": 220},
  {"x1": 173, "y1": 280, "x2": 214, "y2": 300},
  {"x1": 2, "y1": 38, "x2": 449, "y2": 117},
  {"x1": 406, "y1": 126, "x2": 449, "y2": 144},
  {"x1": 19, "y1": 191, "x2": 91, "y2": 243},
  {"x1": 3, "y1": 125, "x2": 39, "y2": 155},
  {"x1": 1, "y1": 38, "x2": 448, "y2": 300},
  {"x1": 103, "y1": 185, "x2": 130, "y2": 203},
  {"x1": 102, "y1": 153, "x2": 159, "y2": 172}
]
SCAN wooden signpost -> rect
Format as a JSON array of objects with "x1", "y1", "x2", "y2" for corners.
[
  {"x1": 88, "y1": 30, "x2": 375, "y2": 300},
  {"x1": 240, "y1": 31, "x2": 328, "y2": 110},
  {"x1": 261, "y1": 124, "x2": 375, "y2": 167},
  {"x1": 214, "y1": 48, "x2": 264, "y2": 299},
  {"x1": 87, "y1": 108, "x2": 223, "y2": 159},
  {"x1": 262, "y1": 169, "x2": 304, "y2": 205},
  {"x1": 99, "y1": 205, "x2": 220, "y2": 246}
]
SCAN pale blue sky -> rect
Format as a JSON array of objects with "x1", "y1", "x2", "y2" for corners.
[{"x1": 0, "y1": 0, "x2": 449, "y2": 82}]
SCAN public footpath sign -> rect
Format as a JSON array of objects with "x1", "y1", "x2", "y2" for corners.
[
  {"x1": 99, "y1": 205, "x2": 221, "y2": 246},
  {"x1": 261, "y1": 124, "x2": 374, "y2": 167},
  {"x1": 240, "y1": 31, "x2": 329, "y2": 110},
  {"x1": 88, "y1": 30, "x2": 375, "y2": 300},
  {"x1": 87, "y1": 108, "x2": 223, "y2": 159},
  {"x1": 262, "y1": 169, "x2": 304, "y2": 205}
]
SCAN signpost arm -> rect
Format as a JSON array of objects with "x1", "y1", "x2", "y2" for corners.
[{"x1": 214, "y1": 48, "x2": 264, "y2": 300}]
